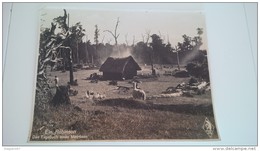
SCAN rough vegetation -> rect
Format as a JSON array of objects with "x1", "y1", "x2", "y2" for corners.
[{"x1": 31, "y1": 66, "x2": 218, "y2": 141}]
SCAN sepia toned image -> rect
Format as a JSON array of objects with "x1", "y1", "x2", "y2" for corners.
[{"x1": 29, "y1": 6, "x2": 219, "y2": 141}]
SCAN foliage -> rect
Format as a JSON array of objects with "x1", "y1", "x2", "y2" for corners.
[
  {"x1": 36, "y1": 9, "x2": 87, "y2": 109},
  {"x1": 186, "y1": 51, "x2": 210, "y2": 82},
  {"x1": 149, "y1": 34, "x2": 174, "y2": 64},
  {"x1": 132, "y1": 42, "x2": 152, "y2": 64},
  {"x1": 70, "y1": 22, "x2": 85, "y2": 63}
]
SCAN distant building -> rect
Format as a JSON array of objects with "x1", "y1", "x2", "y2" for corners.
[{"x1": 99, "y1": 56, "x2": 141, "y2": 80}]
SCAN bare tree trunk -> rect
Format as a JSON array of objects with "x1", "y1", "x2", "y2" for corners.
[
  {"x1": 67, "y1": 12, "x2": 74, "y2": 83},
  {"x1": 76, "y1": 42, "x2": 79, "y2": 64},
  {"x1": 144, "y1": 30, "x2": 154, "y2": 75},
  {"x1": 149, "y1": 52, "x2": 155, "y2": 75},
  {"x1": 175, "y1": 46, "x2": 180, "y2": 70},
  {"x1": 69, "y1": 48, "x2": 74, "y2": 84},
  {"x1": 125, "y1": 34, "x2": 129, "y2": 46},
  {"x1": 104, "y1": 17, "x2": 120, "y2": 57},
  {"x1": 85, "y1": 44, "x2": 88, "y2": 63},
  {"x1": 132, "y1": 35, "x2": 136, "y2": 46},
  {"x1": 62, "y1": 48, "x2": 66, "y2": 71},
  {"x1": 176, "y1": 50, "x2": 180, "y2": 70}
]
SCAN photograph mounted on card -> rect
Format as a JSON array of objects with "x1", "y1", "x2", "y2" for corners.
[{"x1": 29, "y1": 5, "x2": 219, "y2": 141}]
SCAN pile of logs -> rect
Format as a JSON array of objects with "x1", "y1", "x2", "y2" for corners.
[{"x1": 162, "y1": 77, "x2": 210, "y2": 97}]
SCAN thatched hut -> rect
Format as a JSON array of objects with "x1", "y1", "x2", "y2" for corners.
[{"x1": 99, "y1": 56, "x2": 141, "y2": 80}]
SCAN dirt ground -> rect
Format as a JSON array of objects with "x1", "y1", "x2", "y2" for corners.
[{"x1": 31, "y1": 65, "x2": 218, "y2": 140}]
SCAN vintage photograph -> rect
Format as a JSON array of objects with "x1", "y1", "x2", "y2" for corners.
[{"x1": 29, "y1": 7, "x2": 219, "y2": 141}]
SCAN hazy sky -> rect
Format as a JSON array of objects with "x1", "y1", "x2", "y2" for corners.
[{"x1": 40, "y1": 8, "x2": 208, "y2": 50}]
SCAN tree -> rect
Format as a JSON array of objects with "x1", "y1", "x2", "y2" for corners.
[
  {"x1": 132, "y1": 35, "x2": 137, "y2": 46},
  {"x1": 150, "y1": 34, "x2": 165, "y2": 74},
  {"x1": 125, "y1": 34, "x2": 129, "y2": 46},
  {"x1": 174, "y1": 46, "x2": 181, "y2": 70},
  {"x1": 104, "y1": 17, "x2": 120, "y2": 56},
  {"x1": 133, "y1": 41, "x2": 151, "y2": 64},
  {"x1": 94, "y1": 24, "x2": 100, "y2": 64},
  {"x1": 37, "y1": 10, "x2": 73, "y2": 84},
  {"x1": 182, "y1": 34, "x2": 193, "y2": 51},
  {"x1": 197, "y1": 27, "x2": 203, "y2": 36},
  {"x1": 150, "y1": 34, "x2": 164, "y2": 64},
  {"x1": 70, "y1": 22, "x2": 85, "y2": 64},
  {"x1": 36, "y1": 9, "x2": 76, "y2": 108},
  {"x1": 53, "y1": 9, "x2": 85, "y2": 85},
  {"x1": 94, "y1": 25, "x2": 100, "y2": 45},
  {"x1": 54, "y1": 10, "x2": 73, "y2": 84},
  {"x1": 53, "y1": 9, "x2": 69, "y2": 32},
  {"x1": 145, "y1": 30, "x2": 151, "y2": 45},
  {"x1": 192, "y1": 28, "x2": 203, "y2": 47}
]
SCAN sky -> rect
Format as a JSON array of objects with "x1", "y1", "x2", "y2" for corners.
[{"x1": 40, "y1": 6, "x2": 208, "y2": 50}]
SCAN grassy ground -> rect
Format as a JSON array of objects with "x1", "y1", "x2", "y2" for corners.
[{"x1": 30, "y1": 65, "x2": 218, "y2": 141}]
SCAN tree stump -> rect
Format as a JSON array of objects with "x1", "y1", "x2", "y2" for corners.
[{"x1": 50, "y1": 85, "x2": 71, "y2": 106}]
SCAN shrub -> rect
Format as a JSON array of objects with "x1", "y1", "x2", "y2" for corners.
[{"x1": 186, "y1": 58, "x2": 210, "y2": 82}]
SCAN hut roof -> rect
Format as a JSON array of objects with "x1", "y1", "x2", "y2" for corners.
[{"x1": 99, "y1": 56, "x2": 141, "y2": 73}]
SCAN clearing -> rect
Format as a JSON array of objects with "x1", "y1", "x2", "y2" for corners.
[{"x1": 32, "y1": 65, "x2": 218, "y2": 140}]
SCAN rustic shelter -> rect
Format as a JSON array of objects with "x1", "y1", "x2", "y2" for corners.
[{"x1": 99, "y1": 56, "x2": 141, "y2": 80}]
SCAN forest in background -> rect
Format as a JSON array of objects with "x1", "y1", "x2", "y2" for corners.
[{"x1": 39, "y1": 9, "x2": 207, "y2": 71}]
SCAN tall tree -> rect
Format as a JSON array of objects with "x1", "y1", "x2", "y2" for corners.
[
  {"x1": 104, "y1": 17, "x2": 120, "y2": 56},
  {"x1": 37, "y1": 9, "x2": 75, "y2": 88},
  {"x1": 94, "y1": 24, "x2": 100, "y2": 64},
  {"x1": 94, "y1": 25, "x2": 100, "y2": 45},
  {"x1": 174, "y1": 46, "x2": 181, "y2": 70},
  {"x1": 54, "y1": 9, "x2": 74, "y2": 84},
  {"x1": 53, "y1": 9, "x2": 86, "y2": 84},
  {"x1": 70, "y1": 22, "x2": 85, "y2": 64},
  {"x1": 150, "y1": 34, "x2": 164, "y2": 63},
  {"x1": 150, "y1": 34, "x2": 164, "y2": 74}
]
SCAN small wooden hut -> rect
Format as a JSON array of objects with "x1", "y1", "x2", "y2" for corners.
[{"x1": 99, "y1": 56, "x2": 141, "y2": 80}]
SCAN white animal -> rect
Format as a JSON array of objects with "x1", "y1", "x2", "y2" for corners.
[
  {"x1": 85, "y1": 91, "x2": 90, "y2": 99},
  {"x1": 80, "y1": 90, "x2": 94, "y2": 103},
  {"x1": 93, "y1": 93, "x2": 100, "y2": 100},
  {"x1": 99, "y1": 94, "x2": 106, "y2": 99},
  {"x1": 93, "y1": 92, "x2": 106, "y2": 100},
  {"x1": 132, "y1": 82, "x2": 146, "y2": 100},
  {"x1": 85, "y1": 90, "x2": 95, "y2": 100}
]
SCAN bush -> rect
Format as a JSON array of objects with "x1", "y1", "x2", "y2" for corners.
[
  {"x1": 174, "y1": 70, "x2": 190, "y2": 77},
  {"x1": 186, "y1": 59, "x2": 210, "y2": 82}
]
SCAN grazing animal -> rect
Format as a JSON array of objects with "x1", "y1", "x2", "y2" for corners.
[
  {"x1": 81, "y1": 90, "x2": 94, "y2": 103},
  {"x1": 93, "y1": 93, "x2": 100, "y2": 100},
  {"x1": 85, "y1": 91, "x2": 105, "y2": 101},
  {"x1": 85, "y1": 90, "x2": 94, "y2": 99},
  {"x1": 85, "y1": 91, "x2": 90, "y2": 99},
  {"x1": 92, "y1": 92, "x2": 106, "y2": 101},
  {"x1": 132, "y1": 82, "x2": 146, "y2": 100}
]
